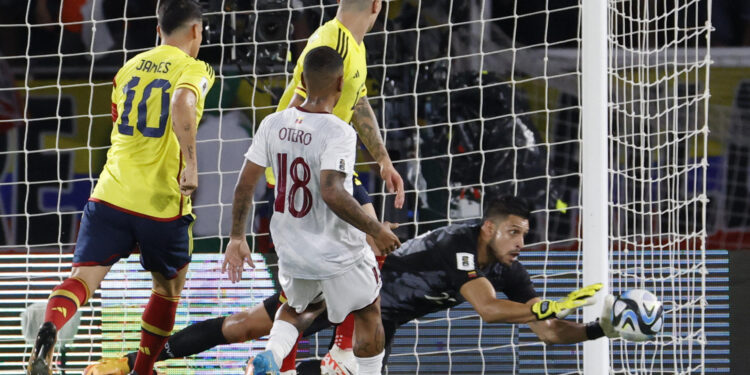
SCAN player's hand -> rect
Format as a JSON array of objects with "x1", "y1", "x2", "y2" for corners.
[
  {"x1": 222, "y1": 237, "x2": 255, "y2": 283},
  {"x1": 180, "y1": 164, "x2": 198, "y2": 196},
  {"x1": 531, "y1": 283, "x2": 602, "y2": 320},
  {"x1": 555, "y1": 283, "x2": 604, "y2": 318},
  {"x1": 598, "y1": 294, "x2": 620, "y2": 338},
  {"x1": 372, "y1": 221, "x2": 401, "y2": 255},
  {"x1": 380, "y1": 163, "x2": 405, "y2": 209}
]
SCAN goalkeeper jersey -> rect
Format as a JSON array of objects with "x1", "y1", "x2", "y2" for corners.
[
  {"x1": 91, "y1": 44, "x2": 215, "y2": 219},
  {"x1": 379, "y1": 222, "x2": 538, "y2": 324}
]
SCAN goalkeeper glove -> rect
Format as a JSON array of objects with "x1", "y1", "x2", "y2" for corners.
[{"x1": 531, "y1": 283, "x2": 602, "y2": 320}]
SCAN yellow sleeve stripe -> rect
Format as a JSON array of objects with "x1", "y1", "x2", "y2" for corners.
[
  {"x1": 72, "y1": 277, "x2": 91, "y2": 303},
  {"x1": 176, "y1": 82, "x2": 201, "y2": 98},
  {"x1": 141, "y1": 320, "x2": 172, "y2": 337},
  {"x1": 49, "y1": 289, "x2": 81, "y2": 308},
  {"x1": 151, "y1": 290, "x2": 181, "y2": 302}
]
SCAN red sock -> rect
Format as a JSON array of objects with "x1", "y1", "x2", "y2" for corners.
[
  {"x1": 376, "y1": 255, "x2": 386, "y2": 269},
  {"x1": 279, "y1": 333, "x2": 302, "y2": 372},
  {"x1": 334, "y1": 314, "x2": 354, "y2": 350},
  {"x1": 134, "y1": 291, "x2": 179, "y2": 375},
  {"x1": 44, "y1": 277, "x2": 90, "y2": 330}
]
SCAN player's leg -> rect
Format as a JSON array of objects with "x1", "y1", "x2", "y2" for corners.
[
  {"x1": 130, "y1": 213, "x2": 194, "y2": 375},
  {"x1": 321, "y1": 254, "x2": 384, "y2": 375},
  {"x1": 130, "y1": 268, "x2": 186, "y2": 375},
  {"x1": 28, "y1": 201, "x2": 134, "y2": 375},
  {"x1": 322, "y1": 181, "x2": 383, "y2": 374},
  {"x1": 351, "y1": 297, "x2": 385, "y2": 375},
  {"x1": 252, "y1": 272, "x2": 326, "y2": 374}
]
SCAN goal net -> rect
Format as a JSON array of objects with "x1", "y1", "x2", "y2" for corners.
[{"x1": 0, "y1": 0, "x2": 718, "y2": 374}]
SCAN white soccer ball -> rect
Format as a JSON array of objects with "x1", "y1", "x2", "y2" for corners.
[{"x1": 610, "y1": 289, "x2": 664, "y2": 341}]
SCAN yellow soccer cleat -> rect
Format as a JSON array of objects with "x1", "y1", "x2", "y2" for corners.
[{"x1": 83, "y1": 357, "x2": 130, "y2": 375}]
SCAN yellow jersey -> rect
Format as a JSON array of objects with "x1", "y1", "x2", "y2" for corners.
[
  {"x1": 91, "y1": 44, "x2": 215, "y2": 220},
  {"x1": 270, "y1": 18, "x2": 368, "y2": 184}
]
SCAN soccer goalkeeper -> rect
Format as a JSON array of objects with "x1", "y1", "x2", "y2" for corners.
[{"x1": 86, "y1": 195, "x2": 619, "y2": 375}]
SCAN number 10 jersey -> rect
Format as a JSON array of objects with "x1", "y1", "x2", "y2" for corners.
[
  {"x1": 244, "y1": 106, "x2": 368, "y2": 279},
  {"x1": 92, "y1": 45, "x2": 215, "y2": 219}
]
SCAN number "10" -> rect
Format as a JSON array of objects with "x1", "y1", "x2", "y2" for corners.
[{"x1": 117, "y1": 76, "x2": 171, "y2": 138}]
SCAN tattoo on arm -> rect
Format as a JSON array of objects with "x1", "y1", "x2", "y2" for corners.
[
  {"x1": 352, "y1": 97, "x2": 389, "y2": 164},
  {"x1": 230, "y1": 182, "x2": 256, "y2": 238}
]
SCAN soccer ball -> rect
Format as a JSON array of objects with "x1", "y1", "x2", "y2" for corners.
[{"x1": 610, "y1": 289, "x2": 664, "y2": 341}]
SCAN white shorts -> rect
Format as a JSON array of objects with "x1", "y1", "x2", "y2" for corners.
[{"x1": 279, "y1": 252, "x2": 381, "y2": 324}]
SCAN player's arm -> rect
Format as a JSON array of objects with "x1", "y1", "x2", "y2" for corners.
[
  {"x1": 462, "y1": 279, "x2": 603, "y2": 325},
  {"x1": 222, "y1": 159, "x2": 266, "y2": 282},
  {"x1": 351, "y1": 96, "x2": 405, "y2": 208},
  {"x1": 320, "y1": 169, "x2": 400, "y2": 254},
  {"x1": 172, "y1": 87, "x2": 199, "y2": 195},
  {"x1": 460, "y1": 277, "x2": 540, "y2": 324}
]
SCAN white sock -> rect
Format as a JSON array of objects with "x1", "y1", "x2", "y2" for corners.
[
  {"x1": 265, "y1": 319, "x2": 299, "y2": 366},
  {"x1": 355, "y1": 351, "x2": 385, "y2": 375}
]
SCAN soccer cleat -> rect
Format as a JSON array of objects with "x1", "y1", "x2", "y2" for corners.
[
  {"x1": 250, "y1": 350, "x2": 280, "y2": 375},
  {"x1": 83, "y1": 357, "x2": 131, "y2": 375},
  {"x1": 320, "y1": 345, "x2": 357, "y2": 375},
  {"x1": 27, "y1": 322, "x2": 57, "y2": 375}
]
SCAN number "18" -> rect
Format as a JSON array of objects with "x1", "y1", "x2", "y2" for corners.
[{"x1": 274, "y1": 153, "x2": 313, "y2": 218}]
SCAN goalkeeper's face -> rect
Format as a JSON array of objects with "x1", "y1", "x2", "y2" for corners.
[{"x1": 487, "y1": 215, "x2": 530, "y2": 267}]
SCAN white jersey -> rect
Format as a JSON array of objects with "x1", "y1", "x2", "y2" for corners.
[{"x1": 244, "y1": 107, "x2": 368, "y2": 279}]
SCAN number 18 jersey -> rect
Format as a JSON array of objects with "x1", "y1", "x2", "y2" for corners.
[
  {"x1": 91, "y1": 44, "x2": 215, "y2": 219},
  {"x1": 244, "y1": 107, "x2": 368, "y2": 279}
]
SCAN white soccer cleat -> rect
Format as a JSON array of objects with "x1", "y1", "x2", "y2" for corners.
[{"x1": 320, "y1": 345, "x2": 357, "y2": 375}]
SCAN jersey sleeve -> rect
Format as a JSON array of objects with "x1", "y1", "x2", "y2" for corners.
[
  {"x1": 502, "y1": 262, "x2": 538, "y2": 303},
  {"x1": 244, "y1": 119, "x2": 270, "y2": 167},
  {"x1": 320, "y1": 125, "x2": 356, "y2": 173},
  {"x1": 175, "y1": 59, "x2": 215, "y2": 104}
]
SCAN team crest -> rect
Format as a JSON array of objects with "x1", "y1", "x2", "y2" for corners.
[{"x1": 456, "y1": 252, "x2": 475, "y2": 271}]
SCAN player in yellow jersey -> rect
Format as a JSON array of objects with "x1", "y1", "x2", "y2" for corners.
[
  {"x1": 271, "y1": 0, "x2": 404, "y2": 212},
  {"x1": 27, "y1": 1, "x2": 214, "y2": 375}
]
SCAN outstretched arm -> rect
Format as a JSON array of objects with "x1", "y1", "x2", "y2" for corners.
[
  {"x1": 460, "y1": 277, "x2": 539, "y2": 324},
  {"x1": 351, "y1": 96, "x2": 405, "y2": 208}
]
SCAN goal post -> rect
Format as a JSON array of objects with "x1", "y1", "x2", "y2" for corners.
[{"x1": 581, "y1": 0, "x2": 610, "y2": 374}]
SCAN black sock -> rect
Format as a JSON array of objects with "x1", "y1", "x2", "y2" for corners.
[{"x1": 157, "y1": 316, "x2": 228, "y2": 361}]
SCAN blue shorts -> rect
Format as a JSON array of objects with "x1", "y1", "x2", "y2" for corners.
[
  {"x1": 73, "y1": 200, "x2": 195, "y2": 279},
  {"x1": 352, "y1": 173, "x2": 372, "y2": 205}
]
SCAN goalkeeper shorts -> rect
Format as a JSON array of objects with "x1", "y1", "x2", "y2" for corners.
[{"x1": 72, "y1": 200, "x2": 194, "y2": 279}]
